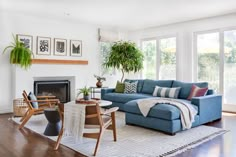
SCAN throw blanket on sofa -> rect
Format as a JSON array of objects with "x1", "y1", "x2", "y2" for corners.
[{"x1": 137, "y1": 98, "x2": 197, "y2": 130}]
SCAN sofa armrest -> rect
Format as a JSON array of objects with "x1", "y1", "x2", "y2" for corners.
[
  {"x1": 191, "y1": 95, "x2": 222, "y2": 124},
  {"x1": 101, "y1": 88, "x2": 115, "y2": 99}
]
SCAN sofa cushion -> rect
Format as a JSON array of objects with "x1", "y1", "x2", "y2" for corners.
[
  {"x1": 124, "y1": 79, "x2": 144, "y2": 93},
  {"x1": 172, "y1": 81, "x2": 208, "y2": 99},
  {"x1": 124, "y1": 98, "x2": 198, "y2": 120},
  {"x1": 141, "y1": 79, "x2": 173, "y2": 94},
  {"x1": 115, "y1": 81, "x2": 125, "y2": 93},
  {"x1": 153, "y1": 86, "x2": 181, "y2": 98},
  {"x1": 102, "y1": 93, "x2": 153, "y2": 103},
  {"x1": 187, "y1": 85, "x2": 208, "y2": 100},
  {"x1": 124, "y1": 81, "x2": 138, "y2": 93}
]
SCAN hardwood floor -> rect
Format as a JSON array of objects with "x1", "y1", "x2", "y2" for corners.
[{"x1": 0, "y1": 112, "x2": 235, "y2": 157}]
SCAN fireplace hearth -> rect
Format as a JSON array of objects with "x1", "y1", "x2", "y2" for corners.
[{"x1": 34, "y1": 80, "x2": 70, "y2": 103}]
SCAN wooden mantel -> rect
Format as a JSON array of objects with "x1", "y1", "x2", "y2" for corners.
[{"x1": 31, "y1": 59, "x2": 88, "y2": 65}]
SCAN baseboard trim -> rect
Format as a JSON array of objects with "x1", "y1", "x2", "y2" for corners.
[{"x1": 0, "y1": 108, "x2": 13, "y2": 114}]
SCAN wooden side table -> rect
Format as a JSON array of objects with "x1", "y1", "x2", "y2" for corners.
[{"x1": 90, "y1": 87, "x2": 108, "y2": 99}]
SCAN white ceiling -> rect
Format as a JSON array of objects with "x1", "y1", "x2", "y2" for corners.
[{"x1": 1, "y1": 0, "x2": 236, "y2": 31}]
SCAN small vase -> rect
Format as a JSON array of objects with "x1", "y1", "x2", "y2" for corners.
[{"x1": 96, "y1": 80, "x2": 102, "y2": 88}]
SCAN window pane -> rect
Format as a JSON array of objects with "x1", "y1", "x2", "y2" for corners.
[
  {"x1": 197, "y1": 33, "x2": 220, "y2": 92},
  {"x1": 100, "y1": 42, "x2": 113, "y2": 74},
  {"x1": 159, "y1": 37, "x2": 176, "y2": 80},
  {"x1": 142, "y1": 40, "x2": 157, "y2": 79},
  {"x1": 224, "y1": 30, "x2": 236, "y2": 105}
]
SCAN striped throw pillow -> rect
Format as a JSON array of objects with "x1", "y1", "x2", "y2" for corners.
[
  {"x1": 187, "y1": 85, "x2": 208, "y2": 100},
  {"x1": 153, "y1": 86, "x2": 181, "y2": 98}
]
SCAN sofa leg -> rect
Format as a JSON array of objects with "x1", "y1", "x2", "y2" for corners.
[{"x1": 168, "y1": 132, "x2": 176, "y2": 136}]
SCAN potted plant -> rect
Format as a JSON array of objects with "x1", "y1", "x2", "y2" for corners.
[
  {"x1": 94, "y1": 74, "x2": 106, "y2": 88},
  {"x1": 3, "y1": 35, "x2": 33, "y2": 69},
  {"x1": 77, "y1": 86, "x2": 91, "y2": 100},
  {"x1": 103, "y1": 41, "x2": 144, "y2": 82}
]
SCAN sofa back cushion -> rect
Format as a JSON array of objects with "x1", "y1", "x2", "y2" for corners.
[
  {"x1": 141, "y1": 79, "x2": 173, "y2": 94},
  {"x1": 124, "y1": 79, "x2": 144, "y2": 93},
  {"x1": 171, "y1": 80, "x2": 208, "y2": 99}
]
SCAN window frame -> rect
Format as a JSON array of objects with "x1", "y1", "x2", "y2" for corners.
[{"x1": 140, "y1": 34, "x2": 178, "y2": 80}]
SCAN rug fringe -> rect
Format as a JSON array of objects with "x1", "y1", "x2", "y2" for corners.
[{"x1": 160, "y1": 130, "x2": 228, "y2": 157}]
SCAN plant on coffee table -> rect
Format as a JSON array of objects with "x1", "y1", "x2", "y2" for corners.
[{"x1": 77, "y1": 86, "x2": 91, "y2": 100}]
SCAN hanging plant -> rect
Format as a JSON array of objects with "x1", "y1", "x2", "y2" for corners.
[{"x1": 3, "y1": 35, "x2": 33, "y2": 69}]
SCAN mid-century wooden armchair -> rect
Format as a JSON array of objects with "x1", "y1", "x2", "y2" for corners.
[
  {"x1": 54, "y1": 102, "x2": 119, "y2": 156},
  {"x1": 19, "y1": 90, "x2": 60, "y2": 129}
]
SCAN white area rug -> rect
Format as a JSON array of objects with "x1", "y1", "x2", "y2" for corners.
[{"x1": 12, "y1": 112, "x2": 227, "y2": 157}]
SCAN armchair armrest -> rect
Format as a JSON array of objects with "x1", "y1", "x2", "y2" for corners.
[
  {"x1": 101, "y1": 88, "x2": 115, "y2": 99},
  {"x1": 191, "y1": 94, "x2": 222, "y2": 124},
  {"x1": 29, "y1": 99, "x2": 60, "y2": 103}
]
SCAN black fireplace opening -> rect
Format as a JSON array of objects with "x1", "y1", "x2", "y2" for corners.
[{"x1": 34, "y1": 80, "x2": 70, "y2": 103}]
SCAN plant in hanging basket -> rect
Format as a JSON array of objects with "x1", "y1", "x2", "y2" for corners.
[{"x1": 3, "y1": 35, "x2": 33, "y2": 69}]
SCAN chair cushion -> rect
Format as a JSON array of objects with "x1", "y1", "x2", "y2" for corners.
[
  {"x1": 124, "y1": 79, "x2": 144, "y2": 93},
  {"x1": 172, "y1": 81, "x2": 208, "y2": 99},
  {"x1": 115, "y1": 81, "x2": 125, "y2": 93},
  {"x1": 102, "y1": 93, "x2": 153, "y2": 103},
  {"x1": 124, "y1": 81, "x2": 138, "y2": 93},
  {"x1": 124, "y1": 98, "x2": 198, "y2": 120},
  {"x1": 153, "y1": 86, "x2": 181, "y2": 98},
  {"x1": 141, "y1": 79, "x2": 173, "y2": 94},
  {"x1": 28, "y1": 92, "x2": 38, "y2": 109}
]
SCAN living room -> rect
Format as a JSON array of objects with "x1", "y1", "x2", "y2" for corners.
[{"x1": 1, "y1": 0, "x2": 236, "y2": 157}]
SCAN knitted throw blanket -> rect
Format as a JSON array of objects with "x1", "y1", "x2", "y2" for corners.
[
  {"x1": 137, "y1": 98, "x2": 197, "y2": 130},
  {"x1": 64, "y1": 101, "x2": 86, "y2": 143}
]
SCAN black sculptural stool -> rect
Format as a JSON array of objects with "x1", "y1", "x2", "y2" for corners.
[{"x1": 44, "y1": 108, "x2": 61, "y2": 136}]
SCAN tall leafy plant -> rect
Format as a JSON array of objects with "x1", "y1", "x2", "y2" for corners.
[
  {"x1": 3, "y1": 35, "x2": 33, "y2": 69},
  {"x1": 104, "y1": 41, "x2": 144, "y2": 82}
]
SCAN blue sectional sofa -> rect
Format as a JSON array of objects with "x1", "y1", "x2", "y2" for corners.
[{"x1": 101, "y1": 79, "x2": 222, "y2": 135}]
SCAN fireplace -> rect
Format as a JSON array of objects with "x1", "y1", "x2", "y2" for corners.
[{"x1": 34, "y1": 80, "x2": 70, "y2": 103}]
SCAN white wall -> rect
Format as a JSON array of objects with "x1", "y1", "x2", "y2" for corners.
[
  {"x1": 128, "y1": 13, "x2": 236, "y2": 82},
  {"x1": 0, "y1": 11, "x2": 102, "y2": 113}
]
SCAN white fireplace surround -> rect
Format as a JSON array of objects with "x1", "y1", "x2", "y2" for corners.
[{"x1": 12, "y1": 64, "x2": 96, "y2": 104}]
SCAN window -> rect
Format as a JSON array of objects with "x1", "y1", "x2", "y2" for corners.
[
  {"x1": 141, "y1": 37, "x2": 177, "y2": 80},
  {"x1": 100, "y1": 41, "x2": 113, "y2": 75},
  {"x1": 159, "y1": 37, "x2": 177, "y2": 80},
  {"x1": 196, "y1": 32, "x2": 220, "y2": 92},
  {"x1": 142, "y1": 40, "x2": 157, "y2": 79},
  {"x1": 224, "y1": 30, "x2": 236, "y2": 105},
  {"x1": 195, "y1": 28, "x2": 236, "y2": 111}
]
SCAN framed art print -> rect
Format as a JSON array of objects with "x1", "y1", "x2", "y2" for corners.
[
  {"x1": 70, "y1": 40, "x2": 82, "y2": 57},
  {"x1": 54, "y1": 38, "x2": 67, "y2": 56},
  {"x1": 37, "y1": 36, "x2": 51, "y2": 55},
  {"x1": 17, "y1": 34, "x2": 33, "y2": 51}
]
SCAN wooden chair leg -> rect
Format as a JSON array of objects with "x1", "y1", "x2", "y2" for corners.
[
  {"x1": 93, "y1": 130, "x2": 104, "y2": 156},
  {"x1": 20, "y1": 110, "x2": 29, "y2": 122},
  {"x1": 19, "y1": 112, "x2": 33, "y2": 129},
  {"x1": 111, "y1": 112, "x2": 117, "y2": 141},
  {"x1": 54, "y1": 128, "x2": 64, "y2": 150}
]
